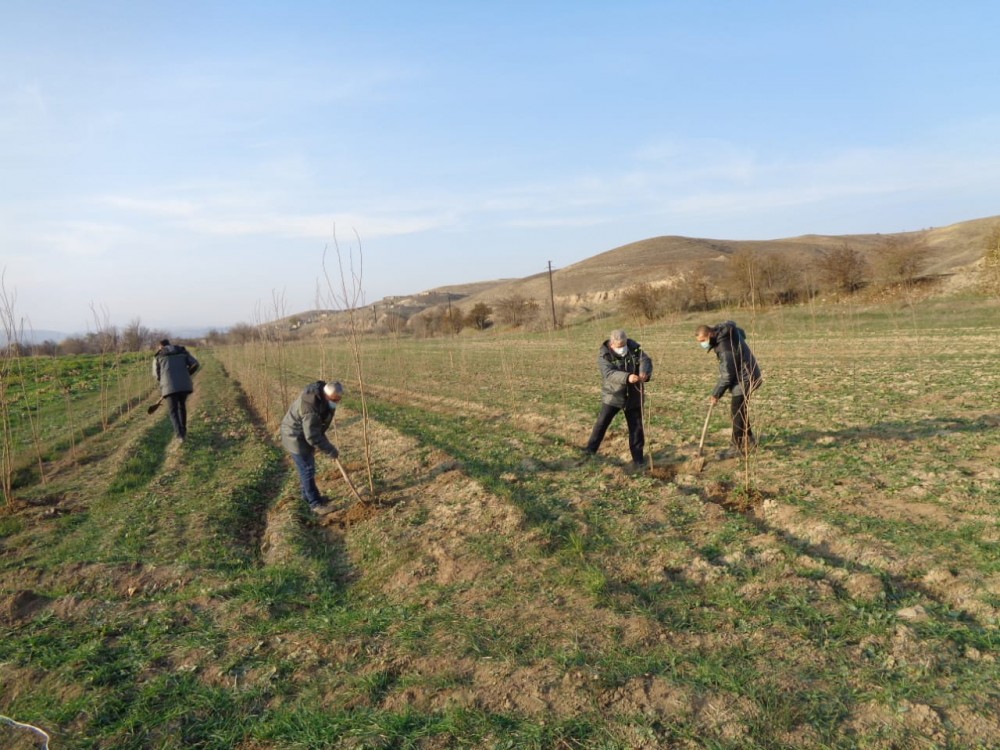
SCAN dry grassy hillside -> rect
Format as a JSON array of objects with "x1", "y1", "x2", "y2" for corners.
[
  {"x1": 280, "y1": 214, "x2": 998, "y2": 336},
  {"x1": 461, "y1": 214, "x2": 998, "y2": 311}
]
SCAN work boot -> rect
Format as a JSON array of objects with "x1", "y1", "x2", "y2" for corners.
[{"x1": 310, "y1": 502, "x2": 333, "y2": 516}]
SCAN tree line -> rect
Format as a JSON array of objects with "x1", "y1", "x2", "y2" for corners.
[{"x1": 619, "y1": 235, "x2": 944, "y2": 322}]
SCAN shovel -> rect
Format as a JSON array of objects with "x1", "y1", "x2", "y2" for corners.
[
  {"x1": 334, "y1": 457, "x2": 368, "y2": 505},
  {"x1": 686, "y1": 401, "x2": 715, "y2": 473},
  {"x1": 147, "y1": 396, "x2": 164, "y2": 415}
]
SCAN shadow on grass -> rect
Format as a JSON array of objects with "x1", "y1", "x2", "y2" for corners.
[
  {"x1": 769, "y1": 413, "x2": 1000, "y2": 450},
  {"x1": 366, "y1": 399, "x2": 579, "y2": 550}
]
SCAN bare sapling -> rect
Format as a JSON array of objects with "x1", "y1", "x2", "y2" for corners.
[
  {"x1": 89, "y1": 303, "x2": 117, "y2": 432},
  {"x1": 271, "y1": 289, "x2": 292, "y2": 412},
  {"x1": 321, "y1": 227, "x2": 375, "y2": 496},
  {"x1": 13, "y1": 321, "x2": 48, "y2": 487},
  {"x1": 0, "y1": 272, "x2": 18, "y2": 504}
]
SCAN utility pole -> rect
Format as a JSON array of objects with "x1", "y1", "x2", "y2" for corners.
[{"x1": 547, "y1": 261, "x2": 558, "y2": 329}]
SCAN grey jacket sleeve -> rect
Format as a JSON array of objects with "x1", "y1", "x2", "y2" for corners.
[
  {"x1": 598, "y1": 352, "x2": 630, "y2": 388},
  {"x1": 302, "y1": 407, "x2": 338, "y2": 457}
]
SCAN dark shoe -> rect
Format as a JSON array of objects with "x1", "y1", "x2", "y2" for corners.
[
  {"x1": 309, "y1": 502, "x2": 333, "y2": 516},
  {"x1": 625, "y1": 461, "x2": 646, "y2": 475},
  {"x1": 716, "y1": 447, "x2": 741, "y2": 460}
]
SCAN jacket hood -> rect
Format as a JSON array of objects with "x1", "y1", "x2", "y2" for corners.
[
  {"x1": 303, "y1": 380, "x2": 326, "y2": 396},
  {"x1": 712, "y1": 321, "x2": 744, "y2": 348}
]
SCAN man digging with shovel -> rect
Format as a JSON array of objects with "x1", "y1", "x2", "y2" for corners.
[
  {"x1": 695, "y1": 321, "x2": 763, "y2": 460},
  {"x1": 280, "y1": 380, "x2": 351, "y2": 516}
]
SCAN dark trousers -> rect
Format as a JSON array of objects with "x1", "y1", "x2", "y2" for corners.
[
  {"x1": 290, "y1": 451, "x2": 323, "y2": 507},
  {"x1": 165, "y1": 392, "x2": 189, "y2": 439},
  {"x1": 586, "y1": 403, "x2": 645, "y2": 464},
  {"x1": 731, "y1": 392, "x2": 755, "y2": 450}
]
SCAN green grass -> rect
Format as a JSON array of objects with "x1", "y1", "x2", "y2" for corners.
[{"x1": 2, "y1": 298, "x2": 1000, "y2": 748}]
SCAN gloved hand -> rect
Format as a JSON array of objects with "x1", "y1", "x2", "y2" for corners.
[{"x1": 328, "y1": 446, "x2": 339, "y2": 460}]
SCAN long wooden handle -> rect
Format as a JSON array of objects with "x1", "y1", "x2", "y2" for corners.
[
  {"x1": 697, "y1": 401, "x2": 715, "y2": 456},
  {"x1": 334, "y1": 457, "x2": 366, "y2": 504}
]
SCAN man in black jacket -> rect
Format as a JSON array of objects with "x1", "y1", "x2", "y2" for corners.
[
  {"x1": 584, "y1": 329, "x2": 653, "y2": 470},
  {"x1": 153, "y1": 339, "x2": 199, "y2": 443},
  {"x1": 696, "y1": 321, "x2": 762, "y2": 458},
  {"x1": 280, "y1": 380, "x2": 343, "y2": 515}
]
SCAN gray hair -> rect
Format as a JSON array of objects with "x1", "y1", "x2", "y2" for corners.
[
  {"x1": 323, "y1": 381, "x2": 344, "y2": 398},
  {"x1": 609, "y1": 329, "x2": 628, "y2": 345}
]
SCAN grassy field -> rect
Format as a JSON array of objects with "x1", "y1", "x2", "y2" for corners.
[{"x1": 2, "y1": 296, "x2": 999, "y2": 749}]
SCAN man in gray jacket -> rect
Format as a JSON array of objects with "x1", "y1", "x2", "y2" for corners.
[
  {"x1": 584, "y1": 329, "x2": 653, "y2": 470},
  {"x1": 696, "y1": 321, "x2": 763, "y2": 458},
  {"x1": 153, "y1": 339, "x2": 199, "y2": 443},
  {"x1": 280, "y1": 380, "x2": 343, "y2": 515}
]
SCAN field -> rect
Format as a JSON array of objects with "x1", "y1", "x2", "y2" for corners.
[{"x1": 2, "y1": 297, "x2": 999, "y2": 749}]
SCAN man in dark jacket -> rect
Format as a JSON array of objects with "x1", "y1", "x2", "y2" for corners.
[
  {"x1": 696, "y1": 321, "x2": 763, "y2": 458},
  {"x1": 584, "y1": 329, "x2": 653, "y2": 470},
  {"x1": 280, "y1": 380, "x2": 343, "y2": 515},
  {"x1": 153, "y1": 339, "x2": 199, "y2": 443}
]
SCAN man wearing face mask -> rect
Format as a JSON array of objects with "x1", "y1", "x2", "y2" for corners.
[
  {"x1": 280, "y1": 380, "x2": 343, "y2": 515},
  {"x1": 583, "y1": 329, "x2": 653, "y2": 470},
  {"x1": 695, "y1": 321, "x2": 762, "y2": 458}
]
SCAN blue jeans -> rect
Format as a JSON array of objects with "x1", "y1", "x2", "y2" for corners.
[{"x1": 290, "y1": 451, "x2": 323, "y2": 506}]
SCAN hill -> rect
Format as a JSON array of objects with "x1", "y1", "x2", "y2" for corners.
[
  {"x1": 461, "y1": 214, "x2": 998, "y2": 309},
  {"x1": 279, "y1": 214, "x2": 998, "y2": 337}
]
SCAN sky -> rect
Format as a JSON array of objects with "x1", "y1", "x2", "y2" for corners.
[{"x1": 3, "y1": 1, "x2": 1000, "y2": 335}]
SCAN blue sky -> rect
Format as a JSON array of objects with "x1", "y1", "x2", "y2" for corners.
[{"x1": 3, "y1": 1, "x2": 999, "y2": 334}]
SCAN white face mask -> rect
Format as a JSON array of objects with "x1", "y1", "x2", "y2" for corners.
[
  {"x1": 699, "y1": 340, "x2": 711, "y2": 350},
  {"x1": 612, "y1": 345, "x2": 627, "y2": 356}
]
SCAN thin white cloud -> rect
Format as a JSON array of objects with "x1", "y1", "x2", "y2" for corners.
[{"x1": 183, "y1": 212, "x2": 447, "y2": 240}]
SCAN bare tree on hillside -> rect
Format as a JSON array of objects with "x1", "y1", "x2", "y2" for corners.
[
  {"x1": 675, "y1": 262, "x2": 717, "y2": 311},
  {"x1": 620, "y1": 282, "x2": 666, "y2": 322},
  {"x1": 724, "y1": 250, "x2": 802, "y2": 307},
  {"x1": 121, "y1": 317, "x2": 152, "y2": 353},
  {"x1": 465, "y1": 302, "x2": 492, "y2": 330},
  {"x1": 378, "y1": 311, "x2": 408, "y2": 335},
  {"x1": 817, "y1": 244, "x2": 868, "y2": 294},
  {"x1": 872, "y1": 236, "x2": 929, "y2": 287},
  {"x1": 494, "y1": 295, "x2": 539, "y2": 327},
  {"x1": 227, "y1": 323, "x2": 257, "y2": 344}
]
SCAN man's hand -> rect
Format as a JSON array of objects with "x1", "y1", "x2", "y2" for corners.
[
  {"x1": 709, "y1": 396, "x2": 719, "y2": 406},
  {"x1": 328, "y1": 447, "x2": 340, "y2": 459},
  {"x1": 628, "y1": 374, "x2": 640, "y2": 383}
]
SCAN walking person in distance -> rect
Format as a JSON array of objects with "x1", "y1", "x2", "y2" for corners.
[
  {"x1": 583, "y1": 329, "x2": 653, "y2": 471},
  {"x1": 153, "y1": 338, "x2": 199, "y2": 444}
]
